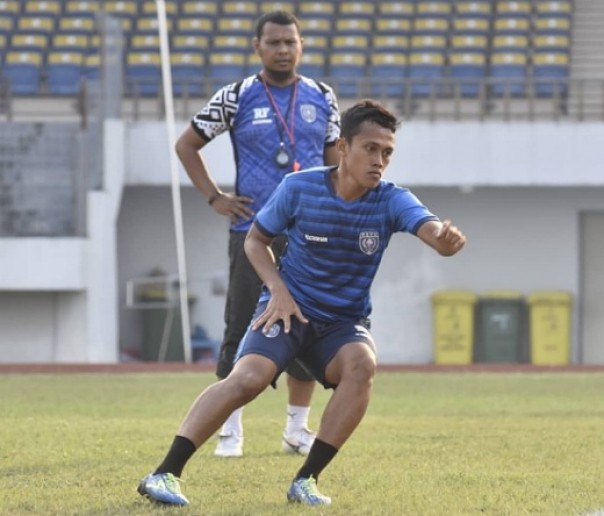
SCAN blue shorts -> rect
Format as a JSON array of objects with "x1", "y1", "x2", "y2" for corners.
[{"x1": 235, "y1": 301, "x2": 375, "y2": 389}]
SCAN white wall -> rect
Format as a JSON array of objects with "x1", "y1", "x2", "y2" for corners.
[{"x1": 117, "y1": 184, "x2": 604, "y2": 363}]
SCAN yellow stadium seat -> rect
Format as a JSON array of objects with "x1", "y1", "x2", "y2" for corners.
[
  {"x1": 299, "y1": 18, "x2": 332, "y2": 35},
  {"x1": 135, "y1": 17, "x2": 174, "y2": 34},
  {"x1": 535, "y1": 1, "x2": 572, "y2": 18},
  {"x1": 455, "y1": 2, "x2": 492, "y2": 18},
  {"x1": 411, "y1": 35, "x2": 447, "y2": 52},
  {"x1": 172, "y1": 35, "x2": 211, "y2": 53},
  {"x1": 58, "y1": 17, "x2": 95, "y2": 35},
  {"x1": 339, "y1": 2, "x2": 375, "y2": 17},
  {"x1": 533, "y1": 35, "x2": 570, "y2": 53},
  {"x1": 64, "y1": 1, "x2": 100, "y2": 17},
  {"x1": 413, "y1": 18, "x2": 449, "y2": 36},
  {"x1": 104, "y1": 1, "x2": 137, "y2": 17},
  {"x1": 492, "y1": 35, "x2": 529, "y2": 52},
  {"x1": 24, "y1": 1, "x2": 61, "y2": 17},
  {"x1": 222, "y1": 1, "x2": 258, "y2": 17},
  {"x1": 298, "y1": 2, "x2": 335, "y2": 17},
  {"x1": 51, "y1": 34, "x2": 90, "y2": 52},
  {"x1": 494, "y1": 17, "x2": 530, "y2": 35},
  {"x1": 213, "y1": 35, "x2": 249, "y2": 51},
  {"x1": 495, "y1": 1, "x2": 532, "y2": 18},
  {"x1": 181, "y1": 1, "x2": 218, "y2": 17},
  {"x1": 17, "y1": 16, "x2": 55, "y2": 35},
  {"x1": 451, "y1": 35, "x2": 488, "y2": 52},
  {"x1": 217, "y1": 18, "x2": 255, "y2": 35},
  {"x1": 331, "y1": 35, "x2": 369, "y2": 51},
  {"x1": 416, "y1": 1, "x2": 452, "y2": 18},
  {"x1": 377, "y1": 1, "x2": 414, "y2": 18},
  {"x1": 372, "y1": 35, "x2": 409, "y2": 52},
  {"x1": 375, "y1": 18, "x2": 412, "y2": 35},
  {"x1": 10, "y1": 33, "x2": 49, "y2": 52},
  {"x1": 534, "y1": 17, "x2": 571, "y2": 35},
  {"x1": 335, "y1": 18, "x2": 372, "y2": 34},
  {"x1": 176, "y1": 18, "x2": 213, "y2": 35},
  {"x1": 260, "y1": 2, "x2": 296, "y2": 12},
  {"x1": 302, "y1": 35, "x2": 329, "y2": 50},
  {"x1": 0, "y1": 1, "x2": 19, "y2": 16},
  {"x1": 0, "y1": 15, "x2": 14, "y2": 34},
  {"x1": 140, "y1": 0, "x2": 179, "y2": 17},
  {"x1": 130, "y1": 34, "x2": 161, "y2": 51},
  {"x1": 452, "y1": 18, "x2": 490, "y2": 36}
]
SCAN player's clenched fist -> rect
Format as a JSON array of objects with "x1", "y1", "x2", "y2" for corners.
[{"x1": 434, "y1": 219, "x2": 466, "y2": 256}]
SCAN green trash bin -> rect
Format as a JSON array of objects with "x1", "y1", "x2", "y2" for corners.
[
  {"x1": 140, "y1": 286, "x2": 196, "y2": 363},
  {"x1": 474, "y1": 290, "x2": 528, "y2": 363}
]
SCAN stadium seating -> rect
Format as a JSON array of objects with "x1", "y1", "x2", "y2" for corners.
[
  {"x1": 368, "y1": 53, "x2": 407, "y2": 98},
  {"x1": 171, "y1": 52, "x2": 205, "y2": 97},
  {"x1": 3, "y1": 51, "x2": 43, "y2": 95},
  {"x1": 46, "y1": 51, "x2": 85, "y2": 95},
  {"x1": 533, "y1": 52, "x2": 569, "y2": 97},
  {"x1": 125, "y1": 51, "x2": 161, "y2": 97},
  {"x1": 0, "y1": 0, "x2": 577, "y2": 101}
]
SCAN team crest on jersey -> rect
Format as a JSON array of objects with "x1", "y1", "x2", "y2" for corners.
[
  {"x1": 264, "y1": 323, "x2": 281, "y2": 338},
  {"x1": 359, "y1": 231, "x2": 380, "y2": 255},
  {"x1": 300, "y1": 104, "x2": 316, "y2": 123}
]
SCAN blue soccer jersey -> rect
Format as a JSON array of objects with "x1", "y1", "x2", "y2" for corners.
[
  {"x1": 191, "y1": 74, "x2": 340, "y2": 232},
  {"x1": 254, "y1": 167, "x2": 439, "y2": 322}
]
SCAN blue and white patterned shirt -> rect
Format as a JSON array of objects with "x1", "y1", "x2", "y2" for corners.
[
  {"x1": 254, "y1": 167, "x2": 439, "y2": 322},
  {"x1": 191, "y1": 74, "x2": 340, "y2": 232}
]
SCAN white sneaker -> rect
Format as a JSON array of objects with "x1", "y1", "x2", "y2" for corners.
[
  {"x1": 214, "y1": 432, "x2": 243, "y2": 457},
  {"x1": 282, "y1": 427, "x2": 316, "y2": 456}
]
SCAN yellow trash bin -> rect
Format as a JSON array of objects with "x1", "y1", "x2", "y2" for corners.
[
  {"x1": 527, "y1": 291, "x2": 572, "y2": 365},
  {"x1": 431, "y1": 290, "x2": 477, "y2": 364}
]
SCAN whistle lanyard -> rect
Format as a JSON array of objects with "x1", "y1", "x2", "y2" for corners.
[{"x1": 260, "y1": 74, "x2": 299, "y2": 166}]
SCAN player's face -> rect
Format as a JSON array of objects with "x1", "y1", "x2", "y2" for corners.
[
  {"x1": 254, "y1": 22, "x2": 302, "y2": 83},
  {"x1": 339, "y1": 121, "x2": 396, "y2": 190}
]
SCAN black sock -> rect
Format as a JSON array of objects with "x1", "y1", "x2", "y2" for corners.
[
  {"x1": 295, "y1": 438, "x2": 339, "y2": 483},
  {"x1": 154, "y1": 435, "x2": 197, "y2": 478}
]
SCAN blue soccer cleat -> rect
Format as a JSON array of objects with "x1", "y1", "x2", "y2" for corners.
[
  {"x1": 287, "y1": 477, "x2": 332, "y2": 506},
  {"x1": 137, "y1": 472, "x2": 189, "y2": 506}
]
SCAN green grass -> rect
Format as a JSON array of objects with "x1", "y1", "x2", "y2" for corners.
[{"x1": 1, "y1": 372, "x2": 603, "y2": 515}]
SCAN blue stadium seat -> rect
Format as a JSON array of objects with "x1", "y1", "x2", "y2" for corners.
[
  {"x1": 0, "y1": 15, "x2": 14, "y2": 37},
  {"x1": 490, "y1": 52, "x2": 528, "y2": 97},
  {"x1": 328, "y1": 52, "x2": 366, "y2": 98},
  {"x1": 368, "y1": 52, "x2": 407, "y2": 98},
  {"x1": 533, "y1": 52, "x2": 569, "y2": 97},
  {"x1": 125, "y1": 51, "x2": 161, "y2": 97},
  {"x1": 408, "y1": 52, "x2": 446, "y2": 97},
  {"x1": 208, "y1": 52, "x2": 246, "y2": 86},
  {"x1": 3, "y1": 51, "x2": 43, "y2": 95},
  {"x1": 297, "y1": 52, "x2": 326, "y2": 78},
  {"x1": 84, "y1": 52, "x2": 101, "y2": 82},
  {"x1": 245, "y1": 52, "x2": 261, "y2": 76},
  {"x1": 171, "y1": 52, "x2": 205, "y2": 97},
  {"x1": 449, "y1": 52, "x2": 487, "y2": 97},
  {"x1": 47, "y1": 51, "x2": 85, "y2": 95}
]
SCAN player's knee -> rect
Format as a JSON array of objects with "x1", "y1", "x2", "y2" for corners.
[
  {"x1": 346, "y1": 351, "x2": 376, "y2": 386},
  {"x1": 226, "y1": 369, "x2": 269, "y2": 403}
]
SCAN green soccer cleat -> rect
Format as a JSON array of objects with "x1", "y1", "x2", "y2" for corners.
[
  {"x1": 137, "y1": 472, "x2": 189, "y2": 506},
  {"x1": 287, "y1": 477, "x2": 332, "y2": 506}
]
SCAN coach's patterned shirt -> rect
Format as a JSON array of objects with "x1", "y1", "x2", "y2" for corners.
[{"x1": 191, "y1": 74, "x2": 340, "y2": 232}]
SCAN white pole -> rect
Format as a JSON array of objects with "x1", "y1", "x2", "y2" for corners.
[{"x1": 155, "y1": 0, "x2": 192, "y2": 363}]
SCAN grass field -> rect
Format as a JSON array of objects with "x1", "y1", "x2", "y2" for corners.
[{"x1": 1, "y1": 371, "x2": 603, "y2": 515}]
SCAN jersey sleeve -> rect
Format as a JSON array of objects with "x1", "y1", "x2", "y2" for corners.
[
  {"x1": 319, "y1": 81, "x2": 341, "y2": 146},
  {"x1": 389, "y1": 188, "x2": 439, "y2": 235},
  {"x1": 190, "y1": 81, "x2": 240, "y2": 141},
  {"x1": 254, "y1": 175, "x2": 294, "y2": 237}
]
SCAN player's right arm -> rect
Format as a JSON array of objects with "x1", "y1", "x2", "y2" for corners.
[{"x1": 244, "y1": 224, "x2": 308, "y2": 334}]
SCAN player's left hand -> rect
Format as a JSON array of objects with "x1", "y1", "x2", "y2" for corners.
[{"x1": 251, "y1": 285, "x2": 308, "y2": 335}]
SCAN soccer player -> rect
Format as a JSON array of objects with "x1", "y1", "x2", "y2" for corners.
[
  {"x1": 138, "y1": 99, "x2": 466, "y2": 507},
  {"x1": 175, "y1": 11, "x2": 340, "y2": 457}
]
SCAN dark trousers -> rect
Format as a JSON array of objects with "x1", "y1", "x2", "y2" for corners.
[{"x1": 216, "y1": 231, "x2": 314, "y2": 382}]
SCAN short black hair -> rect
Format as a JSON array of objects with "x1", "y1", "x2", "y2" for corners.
[
  {"x1": 340, "y1": 99, "x2": 400, "y2": 142},
  {"x1": 255, "y1": 11, "x2": 301, "y2": 40}
]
